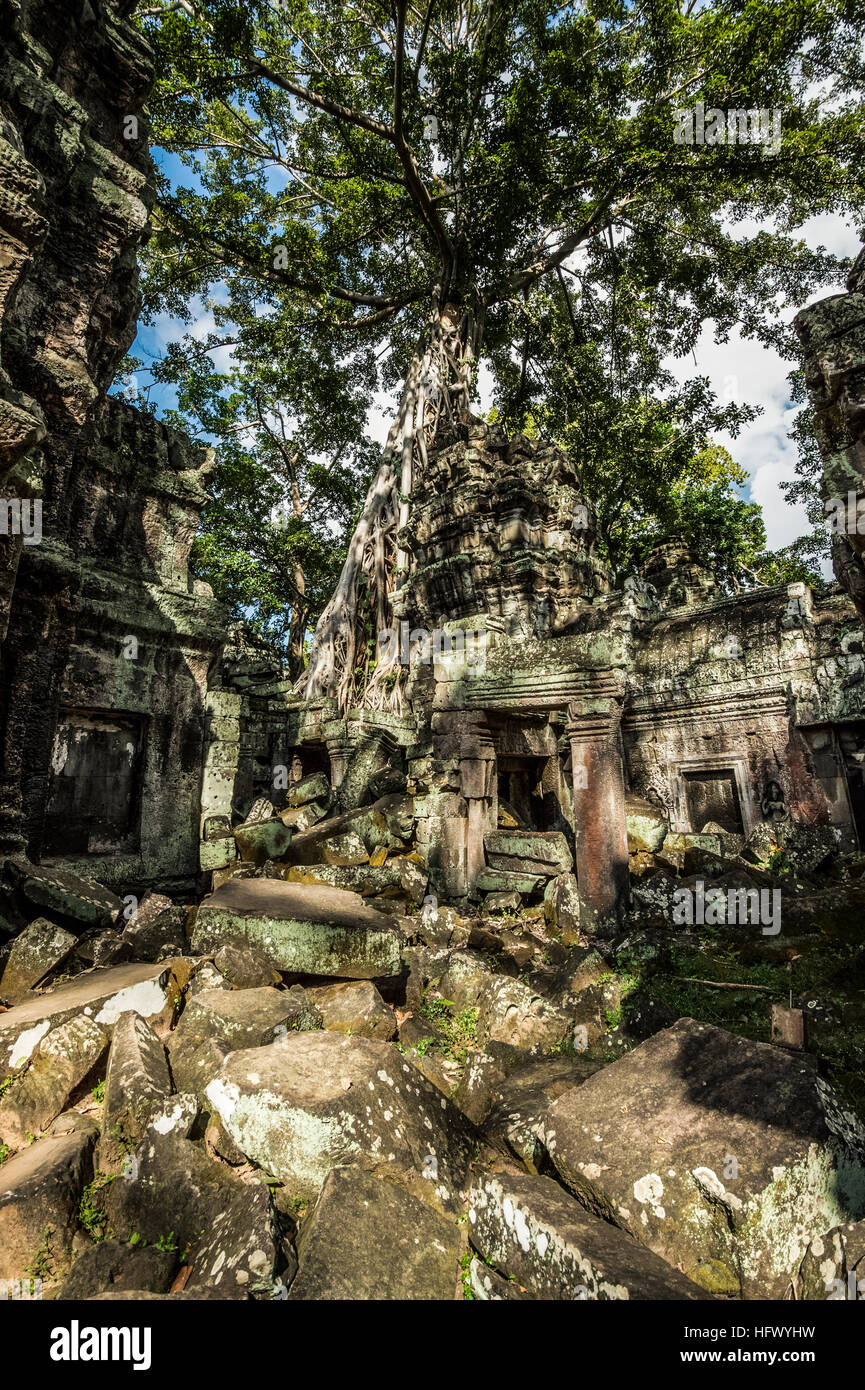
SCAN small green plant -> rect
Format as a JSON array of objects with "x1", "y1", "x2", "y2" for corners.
[
  {"x1": 0, "y1": 1143, "x2": 11, "y2": 1165},
  {"x1": 79, "y1": 1172, "x2": 115, "y2": 1242},
  {"x1": 154, "y1": 1232, "x2": 178, "y2": 1253},
  {"x1": 92, "y1": 1080, "x2": 105, "y2": 1103},
  {"x1": 24, "y1": 1229, "x2": 55, "y2": 1281},
  {"x1": 460, "y1": 1250, "x2": 475, "y2": 1300}
]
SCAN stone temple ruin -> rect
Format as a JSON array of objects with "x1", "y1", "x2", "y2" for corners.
[{"x1": 0, "y1": 0, "x2": 864, "y2": 1306}]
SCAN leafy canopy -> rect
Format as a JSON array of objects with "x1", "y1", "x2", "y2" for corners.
[{"x1": 132, "y1": 0, "x2": 865, "y2": 641}]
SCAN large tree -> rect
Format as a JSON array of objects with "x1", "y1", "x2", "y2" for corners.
[{"x1": 136, "y1": 0, "x2": 865, "y2": 706}]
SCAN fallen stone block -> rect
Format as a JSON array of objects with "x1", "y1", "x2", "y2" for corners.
[
  {"x1": 171, "y1": 987, "x2": 321, "y2": 1058},
  {"x1": 288, "y1": 773, "x2": 332, "y2": 808},
  {"x1": 167, "y1": 1034, "x2": 228, "y2": 1100},
  {"x1": 437, "y1": 950, "x2": 495, "y2": 1010},
  {"x1": 543, "y1": 873, "x2": 581, "y2": 940},
  {"x1": 102, "y1": 1012, "x2": 171, "y2": 1151},
  {"x1": 306, "y1": 981, "x2": 395, "y2": 1040},
  {"x1": 212, "y1": 944, "x2": 281, "y2": 989},
  {"x1": 475, "y1": 868, "x2": 544, "y2": 896},
  {"x1": 59, "y1": 1238, "x2": 176, "y2": 1299},
  {"x1": 0, "y1": 1014, "x2": 108, "y2": 1148},
  {"x1": 545, "y1": 1017, "x2": 865, "y2": 1298},
  {"x1": 0, "y1": 919, "x2": 77, "y2": 1001},
  {"x1": 476, "y1": 975, "x2": 572, "y2": 1052},
  {"x1": 120, "y1": 892, "x2": 187, "y2": 962},
  {"x1": 484, "y1": 830, "x2": 573, "y2": 876},
  {"x1": 234, "y1": 819, "x2": 292, "y2": 866},
  {"x1": 0, "y1": 963, "x2": 172, "y2": 1072},
  {"x1": 206, "y1": 1032, "x2": 476, "y2": 1212},
  {"x1": 288, "y1": 1164, "x2": 460, "y2": 1300},
  {"x1": 0, "y1": 1118, "x2": 98, "y2": 1280},
  {"x1": 102, "y1": 1131, "x2": 255, "y2": 1261},
  {"x1": 186, "y1": 1180, "x2": 290, "y2": 1300},
  {"x1": 191, "y1": 879, "x2": 404, "y2": 979},
  {"x1": 200, "y1": 838, "x2": 236, "y2": 872},
  {"x1": 469, "y1": 1173, "x2": 710, "y2": 1300},
  {"x1": 625, "y1": 796, "x2": 668, "y2": 854},
  {"x1": 5, "y1": 859, "x2": 122, "y2": 930},
  {"x1": 285, "y1": 862, "x2": 404, "y2": 895}
]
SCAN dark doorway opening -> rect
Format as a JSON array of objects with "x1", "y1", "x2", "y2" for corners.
[
  {"x1": 497, "y1": 756, "x2": 559, "y2": 831},
  {"x1": 683, "y1": 767, "x2": 744, "y2": 835},
  {"x1": 44, "y1": 710, "x2": 145, "y2": 856},
  {"x1": 837, "y1": 723, "x2": 865, "y2": 849}
]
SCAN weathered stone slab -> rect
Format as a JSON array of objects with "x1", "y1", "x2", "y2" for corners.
[
  {"x1": 625, "y1": 797, "x2": 668, "y2": 853},
  {"x1": 545, "y1": 1018, "x2": 865, "y2": 1298},
  {"x1": 543, "y1": 872, "x2": 581, "y2": 939},
  {"x1": 171, "y1": 986, "x2": 319, "y2": 1055},
  {"x1": 206, "y1": 1032, "x2": 476, "y2": 1212},
  {"x1": 476, "y1": 975, "x2": 572, "y2": 1052},
  {"x1": 286, "y1": 862, "x2": 403, "y2": 894},
  {"x1": 187, "y1": 1180, "x2": 288, "y2": 1299},
  {"x1": 469, "y1": 1173, "x2": 710, "y2": 1300},
  {"x1": 475, "y1": 868, "x2": 543, "y2": 895},
  {"x1": 288, "y1": 1165, "x2": 460, "y2": 1300},
  {"x1": 234, "y1": 818, "x2": 292, "y2": 865},
  {"x1": 191, "y1": 879, "x2": 404, "y2": 979},
  {"x1": 306, "y1": 981, "x2": 395, "y2": 1039},
  {"x1": 102, "y1": 1012, "x2": 171, "y2": 1150},
  {"x1": 101, "y1": 1132, "x2": 245, "y2": 1258},
  {"x1": 0, "y1": 1015, "x2": 108, "y2": 1147},
  {"x1": 484, "y1": 830, "x2": 573, "y2": 874},
  {"x1": 213, "y1": 944, "x2": 281, "y2": 988},
  {"x1": 288, "y1": 773, "x2": 331, "y2": 807},
  {"x1": 5, "y1": 859, "x2": 122, "y2": 929},
  {"x1": 0, "y1": 963, "x2": 172, "y2": 1071},
  {"x1": 0, "y1": 1119, "x2": 98, "y2": 1280},
  {"x1": 0, "y1": 918, "x2": 76, "y2": 1001},
  {"x1": 60, "y1": 1239, "x2": 177, "y2": 1299},
  {"x1": 120, "y1": 892, "x2": 187, "y2": 962}
]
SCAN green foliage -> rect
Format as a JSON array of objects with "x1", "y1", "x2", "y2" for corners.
[
  {"x1": 131, "y1": 0, "x2": 865, "y2": 632},
  {"x1": 91, "y1": 1080, "x2": 105, "y2": 1104},
  {"x1": 79, "y1": 1172, "x2": 116, "y2": 1243},
  {"x1": 24, "y1": 1229, "x2": 56, "y2": 1282},
  {"x1": 418, "y1": 998, "x2": 479, "y2": 1064},
  {"x1": 0, "y1": 1143, "x2": 11, "y2": 1165}
]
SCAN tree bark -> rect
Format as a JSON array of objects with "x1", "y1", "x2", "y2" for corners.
[{"x1": 300, "y1": 296, "x2": 479, "y2": 709}]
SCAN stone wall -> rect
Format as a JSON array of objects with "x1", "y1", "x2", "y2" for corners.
[
  {"x1": 0, "y1": 1, "x2": 227, "y2": 892},
  {"x1": 1, "y1": 398, "x2": 226, "y2": 890}
]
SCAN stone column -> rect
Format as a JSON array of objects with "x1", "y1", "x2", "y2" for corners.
[
  {"x1": 566, "y1": 698, "x2": 630, "y2": 929},
  {"x1": 429, "y1": 711, "x2": 496, "y2": 898}
]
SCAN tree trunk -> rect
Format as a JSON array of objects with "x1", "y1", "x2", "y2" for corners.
[{"x1": 300, "y1": 296, "x2": 480, "y2": 709}]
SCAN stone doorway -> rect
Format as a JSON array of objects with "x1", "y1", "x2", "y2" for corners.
[
  {"x1": 497, "y1": 757, "x2": 559, "y2": 831},
  {"x1": 43, "y1": 711, "x2": 145, "y2": 856},
  {"x1": 681, "y1": 766, "x2": 745, "y2": 835}
]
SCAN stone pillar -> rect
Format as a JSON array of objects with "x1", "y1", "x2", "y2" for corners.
[
  {"x1": 566, "y1": 698, "x2": 630, "y2": 929},
  {"x1": 429, "y1": 711, "x2": 496, "y2": 898}
]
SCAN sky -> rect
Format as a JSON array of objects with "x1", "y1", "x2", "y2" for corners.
[{"x1": 127, "y1": 149, "x2": 861, "y2": 570}]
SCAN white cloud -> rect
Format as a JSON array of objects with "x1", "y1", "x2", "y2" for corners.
[{"x1": 663, "y1": 212, "x2": 861, "y2": 560}]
